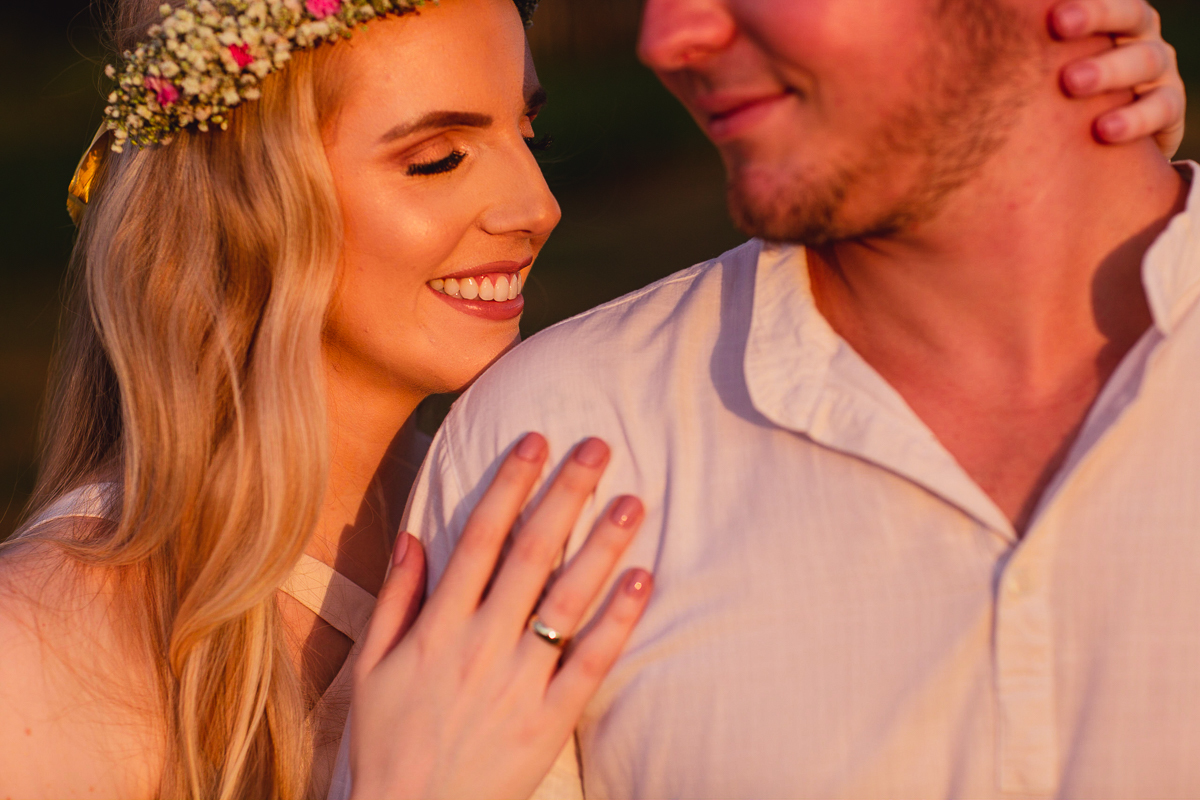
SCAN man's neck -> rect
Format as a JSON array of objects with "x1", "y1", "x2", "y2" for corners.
[{"x1": 808, "y1": 107, "x2": 1188, "y2": 533}]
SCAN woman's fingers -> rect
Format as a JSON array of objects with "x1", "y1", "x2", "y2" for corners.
[
  {"x1": 348, "y1": 433, "x2": 655, "y2": 800},
  {"x1": 1062, "y1": 39, "x2": 1172, "y2": 97},
  {"x1": 1095, "y1": 84, "x2": 1186, "y2": 144},
  {"x1": 1052, "y1": 0, "x2": 1186, "y2": 159},
  {"x1": 518, "y1": 496, "x2": 645, "y2": 669},
  {"x1": 425, "y1": 432, "x2": 548, "y2": 622},
  {"x1": 481, "y1": 438, "x2": 611, "y2": 633},
  {"x1": 355, "y1": 533, "x2": 427, "y2": 678},
  {"x1": 1051, "y1": 0, "x2": 1157, "y2": 40},
  {"x1": 545, "y1": 569, "x2": 653, "y2": 716}
]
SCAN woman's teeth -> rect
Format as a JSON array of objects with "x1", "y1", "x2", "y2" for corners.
[{"x1": 429, "y1": 272, "x2": 523, "y2": 302}]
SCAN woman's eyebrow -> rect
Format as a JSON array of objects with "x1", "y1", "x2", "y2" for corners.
[
  {"x1": 377, "y1": 111, "x2": 493, "y2": 145},
  {"x1": 526, "y1": 85, "x2": 548, "y2": 113}
]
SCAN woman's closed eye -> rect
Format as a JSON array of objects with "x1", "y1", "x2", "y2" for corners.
[
  {"x1": 404, "y1": 134, "x2": 551, "y2": 177},
  {"x1": 407, "y1": 149, "x2": 467, "y2": 177},
  {"x1": 403, "y1": 131, "x2": 552, "y2": 177}
]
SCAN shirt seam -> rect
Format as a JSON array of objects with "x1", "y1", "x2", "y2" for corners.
[
  {"x1": 439, "y1": 414, "x2": 470, "y2": 517},
  {"x1": 533, "y1": 244, "x2": 757, "y2": 338}
]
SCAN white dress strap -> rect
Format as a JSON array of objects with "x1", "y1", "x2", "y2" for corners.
[
  {"x1": 288, "y1": 557, "x2": 376, "y2": 798},
  {"x1": 279, "y1": 554, "x2": 375, "y2": 642},
  {"x1": 25, "y1": 486, "x2": 375, "y2": 646},
  {"x1": 21, "y1": 483, "x2": 120, "y2": 532}
]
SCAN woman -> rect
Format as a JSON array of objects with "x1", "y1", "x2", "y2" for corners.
[{"x1": 0, "y1": 0, "x2": 1186, "y2": 798}]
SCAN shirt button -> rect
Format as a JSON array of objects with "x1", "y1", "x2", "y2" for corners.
[{"x1": 1006, "y1": 573, "x2": 1026, "y2": 596}]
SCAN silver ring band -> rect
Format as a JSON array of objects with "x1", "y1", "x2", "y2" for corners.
[{"x1": 528, "y1": 615, "x2": 567, "y2": 649}]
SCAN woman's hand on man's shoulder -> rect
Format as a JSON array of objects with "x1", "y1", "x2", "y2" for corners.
[{"x1": 349, "y1": 433, "x2": 654, "y2": 800}]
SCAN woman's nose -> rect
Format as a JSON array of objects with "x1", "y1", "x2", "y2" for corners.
[
  {"x1": 638, "y1": 0, "x2": 737, "y2": 73},
  {"x1": 480, "y1": 144, "x2": 561, "y2": 240}
]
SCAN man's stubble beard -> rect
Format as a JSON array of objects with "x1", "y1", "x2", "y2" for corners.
[{"x1": 728, "y1": 0, "x2": 1036, "y2": 247}]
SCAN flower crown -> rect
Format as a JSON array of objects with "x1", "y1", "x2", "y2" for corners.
[{"x1": 102, "y1": 0, "x2": 539, "y2": 152}]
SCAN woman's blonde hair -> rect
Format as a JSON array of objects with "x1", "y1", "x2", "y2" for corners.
[{"x1": 13, "y1": 0, "x2": 349, "y2": 796}]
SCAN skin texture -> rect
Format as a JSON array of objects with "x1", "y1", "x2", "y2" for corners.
[
  {"x1": 641, "y1": 0, "x2": 1184, "y2": 245},
  {"x1": 653, "y1": 0, "x2": 1042, "y2": 243},
  {"x1": 0, "y1": 534, "x2": 165, "y2": 799},
  {"x1": 638, "y1": 0, "x2": 1188, "y2": 532}
]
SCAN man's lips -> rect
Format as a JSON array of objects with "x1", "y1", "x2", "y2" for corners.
[{"x1": 698, "y1": 90, "x2": 794, "y2": 141}]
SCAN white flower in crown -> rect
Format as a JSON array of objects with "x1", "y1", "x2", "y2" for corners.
[{"x1": 101, "y1": 0, "x2": 539, "y2": 153}]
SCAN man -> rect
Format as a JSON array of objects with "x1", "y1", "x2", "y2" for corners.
[{"x1": 408, "y1": 0, "x2": 1197, "y2": 796}]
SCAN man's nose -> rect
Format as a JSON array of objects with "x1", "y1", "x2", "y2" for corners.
[{"x1": 637, "y1": 0, "x2": 736, "y2": 73}]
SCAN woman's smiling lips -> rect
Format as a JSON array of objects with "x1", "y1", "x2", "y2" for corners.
[{"x1": 428, "y1": 259, "x2": 531, "y2": 321}]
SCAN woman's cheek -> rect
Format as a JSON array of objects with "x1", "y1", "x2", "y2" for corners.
[{"x1": 378, "y1": 191, "x2": 478, "y2": 268}]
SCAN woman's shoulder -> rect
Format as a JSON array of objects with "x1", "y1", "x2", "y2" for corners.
[{"x1": 0, "y1": 527, "x2": 163, "y2": 799}]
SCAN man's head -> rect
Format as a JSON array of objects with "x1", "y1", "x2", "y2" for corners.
[{"x1": 638, "y1": 0, "x2": 1041, "y2": 246}]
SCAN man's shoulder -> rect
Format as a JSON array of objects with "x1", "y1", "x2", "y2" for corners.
[
  {"x1": 465, "y1": 238, "x2": 762, "y2": 405},
  {"x1": 422, "y1": 239, "x2": 761, "y2": 498},
  {"x1": 409, "y1": 240, "x2": 762, "y2": 569}
]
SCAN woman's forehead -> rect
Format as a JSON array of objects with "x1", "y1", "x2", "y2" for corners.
[{"x1": 341, "y1": 0, "x2": 529, "y2": 111}]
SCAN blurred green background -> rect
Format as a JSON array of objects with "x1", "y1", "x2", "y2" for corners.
[{"x1": 1, "y1": 0, "x2": 1197, "y2": 539}]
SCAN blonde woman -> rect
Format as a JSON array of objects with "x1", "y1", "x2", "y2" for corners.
[{"x1": 0, "y1": 0, "x2": 1185, "y2": 798}]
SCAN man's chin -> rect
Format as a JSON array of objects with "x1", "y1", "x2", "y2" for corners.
[
  {"x1": 726, "y1": 173, "x2": 845, "y2": 247},
  {"x1": 725, "y1": 161, "x2": 921, "y2": 248}
]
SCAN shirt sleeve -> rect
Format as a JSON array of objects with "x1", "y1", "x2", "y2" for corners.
[{"x1": 401, "y1": 423, "x2": 470, "y2": 590}]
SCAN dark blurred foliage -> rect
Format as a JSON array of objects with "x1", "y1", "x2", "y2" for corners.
[{"x1": 1, "y1": 1, "x2": 1198, "y2": 538}]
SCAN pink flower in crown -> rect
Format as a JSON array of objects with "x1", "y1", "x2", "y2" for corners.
[
  {"x1": 229, "y1": 44, "x2": 254, "y2": 69},
  {"x1": 144, "y1": 76, "x2": 180, "y2": 107},
  {"x1": 305, "y1": 0, "x2": 342, "y2": 19}
]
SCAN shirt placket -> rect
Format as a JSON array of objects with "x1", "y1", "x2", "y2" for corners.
[{"x1": 995, "y1": 525, "x2": 1057, "y2": 797}]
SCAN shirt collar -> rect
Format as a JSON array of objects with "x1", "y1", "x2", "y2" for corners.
[
  {"x1": 742, "y1": 163, "x2": 1200, "y2": 537},
  {"x1": 1143, "y1": 161, "x2": 1200, "y2": 334},
  {"x1": 744, "y1": 240, "x2": 1014, "y2": 535}
]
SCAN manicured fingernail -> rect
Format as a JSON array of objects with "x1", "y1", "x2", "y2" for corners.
[
  {"x1": 392, "y1": 533, "x2": 410, "y2": 567},
  {"x1": 1064, "y1": 62, "x2": 1099, "y2": 94},
  {"x1": 624, "y1": 569, "x2": 652, "y2": 596},
  {"x1": 573, "y1": 437, "x2": 609, "y2": 468},
  {"x1": 515, "y1": 432, "x2": 546, "y2": 462},
  {"x1": 1055, "y1": 4, "x2": 1087, "y2": 37},
  {"x1": 1097, "y1": 114, "x2": 1128, "y2": 140},
  {"x1": 609, "y1": 496, "x2": 644, "y2": 528}
]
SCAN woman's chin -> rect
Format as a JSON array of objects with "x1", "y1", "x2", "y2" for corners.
[{"x1": 420, "y1": 328, "x2": 524, "y2": 397}]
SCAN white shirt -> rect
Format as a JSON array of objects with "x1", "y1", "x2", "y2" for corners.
[{"x1": 334, "y1": 163, "x2": 1200, "y2": 799}]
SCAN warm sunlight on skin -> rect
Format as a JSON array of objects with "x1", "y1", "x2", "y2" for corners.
[
  {"x1": 295, "y1": 0, "x2": 562, "y2": 705},
  {"x1": 323, "y1": 0, "x2": 560, "y2": 407},
  {"x1": 638, "y1": 0, "x2": 1110, "y2": 243},
  {"x1": 642, "y1": 1, "x2": 938, "y2": 216}
]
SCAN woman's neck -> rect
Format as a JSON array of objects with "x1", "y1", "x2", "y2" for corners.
[{"x1": 313, "y1": 369, "x2": 431, "y2": 595}]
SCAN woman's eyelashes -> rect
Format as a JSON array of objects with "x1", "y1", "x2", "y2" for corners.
[
  {"x1": 524, "y1": 133, "x2": 553, "y2": 152},
  {"x1": 407, "y1": 149, "x2": 467, "y2": 177},
  {"x1": 404, "y1": 132, "x2": 553, "y2": 177}
]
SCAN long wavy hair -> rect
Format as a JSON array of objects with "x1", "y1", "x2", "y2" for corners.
[{"x1": 10, "y1": 0, "x2": 350, "y2": 796}]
